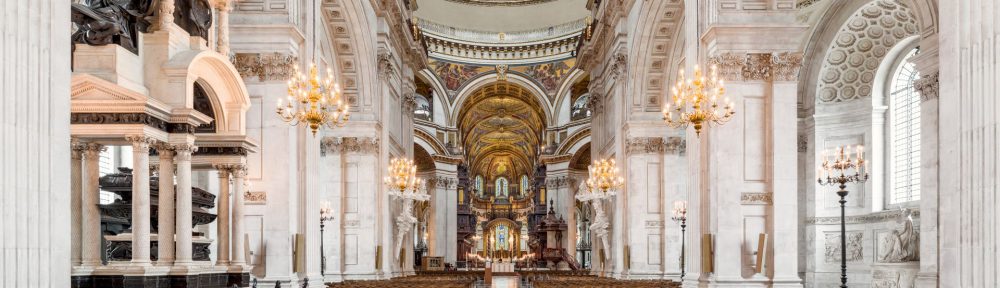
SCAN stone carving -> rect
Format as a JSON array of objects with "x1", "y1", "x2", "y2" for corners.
[
  {"x1": 495, "y1": 64, "x2": 509, "y2": 81},
  {"x1": 71, "y1": 113, "x2": 169, "y2": 131},
  {"x1": 428, "y1": 177, "x2": 457, "y2": 189},
  {"x1": 233, "y1": 53, "x2": 297, "y2": 82},
  {"x1": 245, "y1": 191, "x2": 267, "y2": 204},
  {"x1": 173, "y1": 0, "x2": 213, "y2": 39},
  {"x1": 402, "y1": 93, "x2": 418, "y2": 113},
  {"x1": 587, "y1": 92, "x2": 604, "y2": 114},
  {"x1": 377, "y1": 51, "x2": 396, "y2": 80},
  {"x1": 645, "y1": 220, "x2": 664, "y2": 228},
  {"x1": 193, "y1": 146, "x2": 248, "y2": 156},
  {"x1": 625, "y1": 136, "x2": 685, "y2": 155},
  {"x1": 70, "y1": 0, "x2": 154, "y2": 54},
  {"x1": 320, "y1": 136, "x2": 379, "y2": 155},
  {"x1": 740, "y1": 192, "x2": 773, "y2": 205},
  {"x1": 798, "y1": 135, "x2": 808, "y2": 153},
  {"x1": 824, "y1": 231, "x2": 864, "y2": 263},
  {"x1": 608, "y1": 52, "x2": 628, "y2": 79},
  {"x1": 709, "y1": 52, "x2": 803, "y2": 81},
  {"x1": 545, "y1": 176, "x2": 575, "y2": 189},
  {"x1": 816, "y1": 0, "x2": 919, "y2": 102},
  {"x1": 878, "y1": 208, "x2": 919, "y2": 262},
  {"x1": 914, "y1": 72, "x2": 939, "y2": 101},
  {"x1": 806, "y1": 209, "x2": 920, "y2": 225}
]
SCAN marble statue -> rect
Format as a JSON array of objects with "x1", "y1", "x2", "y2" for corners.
[{"x1": 879, "y1": 208, "x2": 920, "y2": 262}]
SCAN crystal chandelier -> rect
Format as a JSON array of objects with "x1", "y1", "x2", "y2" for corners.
[
  {"x1": 584, "y1": 158, "x2": 624, "y2": 197},
  {"x1": 662, "y1": 65, "x2": 735, "y2": 136},
  {"x1": 275, "y1": 64, "x2": 350, "y2": 135},
  {"x1": 818, "y1": 145, "x2": 869, "y2": 188},
  {"x1": 384, "y1": 157, "x2": 422, "y2": 194}
]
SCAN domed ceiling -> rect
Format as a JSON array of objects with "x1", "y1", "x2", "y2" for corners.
[
  {"x1": 458, "y1": 83, "x2": 545, "y2": 180},
  {"x1": 413, "y1": 0, "x2": 589, "y2": 33}
]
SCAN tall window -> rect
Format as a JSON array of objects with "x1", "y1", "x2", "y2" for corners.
[
  {"x1": 495, "y1": 177, "x2": 509, "y2": 198},
  {"x1": 520, "y1": 175, "x2": 530, "y2": 196},
  {"x1": 475, "y1": 175, "x2": 484, "y2": 195},
  {"x1": 888, "y1": 48, "x2": 921, "y2": 205}
]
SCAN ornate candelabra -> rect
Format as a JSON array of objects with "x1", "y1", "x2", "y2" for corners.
[
  {"x1": 575, "y1": 158, "x2": 624, "y2": 262},
  {"x1": 385, "y1": 157, "x2": 429, "y2": 263},
  {"x1": 662, "y1": 64, "x2": 735, "y2": 136},
  {"x1": 319, "y1": 200, "x2": 334, "y2": 273},
  {"x1": 671, "y1": 201, "x2": 688, "y2": 280},
  {"x1": 818, "y1": 145, "x2": 868, "y2": 288}
]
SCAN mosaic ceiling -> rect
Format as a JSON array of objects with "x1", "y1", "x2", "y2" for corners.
[{"x1": 458, "y1": 82, "x2": 545, "y2": 180}]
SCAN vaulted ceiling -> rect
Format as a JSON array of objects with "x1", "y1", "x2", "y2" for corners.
[{"x1": 458, "y1": 82, "x2": 545, "y2": 180}]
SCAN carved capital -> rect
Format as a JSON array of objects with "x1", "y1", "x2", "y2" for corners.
[
  {"x1": 233, "y1": 53, "x2": 297, "y2": 82},
  {"x1": 402, "y1": 93, "x2": 418, "y2": 113},
  {"x1": 172, "y1": 143, "x2": 198, "y2": 161},
  {"x1": 608, "y1": 52, "x2": 628, "y2": 79},
  {"x1": 708, "y1": 52, "x2": 802, "y2": 81},
  {"x1": 587, "y1": 92, "x2": 604, "y2": 114},
  {"x1": 377, "y1": 51, "x2": 396, "y2": 80},
  {"x1": 81, "y1": 142, "x2": 106, "y2": 159},
  {"x1": 915, "y1": 72, "x2": 939, "y2": 102},
  {"x1": 231, "y1": 164, "x2": 248, "y2": 178},
  {"x1": 771, "y1": 52, "x2": 803, "y2": 81},
  {"x1": 71, "y1": 138, "x2": 87, "y2": 160},
  {"x1": 545, "y1": 176, "x2": 575, "y2": 189},
  {"x1": 125, "y1": 135, "x2": 155, "y2": 151},
  {"x1": 320, "y1": 137, "x2": 343, "y2": 156},
  {"x1": 213, "y1": 164, "x2": 235, "y2": 178}
]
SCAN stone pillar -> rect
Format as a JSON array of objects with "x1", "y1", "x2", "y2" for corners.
[
  {"x1": 80, "y1": 143, "x2": 105, "y2": 267},
  {"x1": 215, "y1": 165, "x2": 232, "y2": 266},
  {"x1": 173, "y1": 143, "x2": 197, "y2": 265},
  {"x1": 231, "y1": 165, "x2": 247, "y2": 266},
  {"x1": 71, "y1": 140, "x2": 85, "y2": 266},
  {"x1": 127, "y1": 135, "x2": 154, "y2": 266},
  {"x1": 215, "y1": 0, "x2": 232, "y2": 56},
  {"x1": 156, "y1": 145, "x2": 176, "y2": 265}
]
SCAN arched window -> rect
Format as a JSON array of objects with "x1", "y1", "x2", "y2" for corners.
[
  {"x1": 887, "y1": 47, "x2": 921, "y2": 206},
  {"x1": 475, "y1": 175, "x2": 484, "y2": 195},
  {"x1": 495, "y1": 177, "x2": 509, "y2": 198},
  {"x1": 520, "y1": 175, "x2": 530, "y2": 196},
  {"x1": 414, "y1": 94, "x2": 432, "y2": 121}
]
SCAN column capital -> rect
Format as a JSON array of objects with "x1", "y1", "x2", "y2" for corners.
[
  {"x1": 125, "y1": 135, "x2": 155, "y2": 149},
  {"x1": 213, "y1": 164, "x2": 235, "y2": 176},
  {"x1": 707, "y1": 51, "x2": 803, "y2": 82},
  {"x1": 71, "y1": 138, "x2": 88, "y2": 160},
  {"x1": 172, "y1": 143, "x2": 198, "y2": 161},
  {"x1": 915, "y1": 72, "x2": 939, "y2": 102},
  {"x1": 230, "y1": 164, "x2": 248, "y2": 178}
]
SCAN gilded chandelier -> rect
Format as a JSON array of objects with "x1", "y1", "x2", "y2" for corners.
[
  {"x1": 585, "y1": 158, "x2": 624, "y2": 196},
  {"x1": 662, "y1": 65, "x2": 735, "y2": 136},
  {"x1": 384, "y1": 157, "x2": 422, "y2": 193},
  {"x1": 276, "y1": 64, "x2": 351, "y2": 135}
]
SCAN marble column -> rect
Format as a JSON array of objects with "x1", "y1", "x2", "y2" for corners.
[
  {"x1": 215, "y1": 0, "x2": 232, "y2": 56},
  {"x1": 0, "y1": 1, "x2": 72, "y2": 285},
  {"x1": 215, "y1": 165, "x2": 232, "y2": 266},
  {"x1": 173, "y1": 144, "x2": 197, "y2": 266},
  {"x1": 127, "y1": 135, "x2": 154, "y2": 266},
  {"x1": 81, "y1": 143, "x2": 105, "y2": 267},
  {"x1": 156, "y1": 144, "x2": 176, "y2": 265},
  {"x1": 71, "y1": 140, "x2": 85, "y2": 266},
  {"x1": 231, "y1": 165, "x2": 247, "y2": 266}
]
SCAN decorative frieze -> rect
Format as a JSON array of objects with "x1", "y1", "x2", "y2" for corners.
[
  {"x1": 320, "y1": 136, "x2": 379, "y2": 155},
  {"x1": 244, "y1": 191, "x2": 266, "y2": 204},
  {"x1": 824, "y1": 231, "x2": 864, "y2": 263},
  {"x1": 545, "y1": 176, "x2": 575, "y2": 189},
  {"x1": 193, "y1": 146, "x2": 247, "y2": 156},
  {"x1": 72, "y1": 112, "x2": 168, "y2": 130},
  {"x1": 805, "y1": 209, "x2": 920, "y2": 225},
  {"x1": 740, "y1": 192, "x2": 773, "y2": 205},
  {"x1": 625, "y1": 136, "x2": 685, "y2": 155},
  {"x1": 428, "y1": 177, "x2": 458, "y2": 189},
  {"x1": 708, "y1": 52, "x2": 803, "y2": 82},
  {"x1": 914, "y1": 72, "x2": 939, "y2": 102},
  {"x1": 644, "y1": 220, "x2": 664, "y2": 228},
  {"x1": 233, "y1": 52, "x2": 296, "y2": 82}
]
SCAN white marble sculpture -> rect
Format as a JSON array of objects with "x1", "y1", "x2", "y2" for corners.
[{"x1": 879, "y1": 208, "x2": 920, "y2": 263}]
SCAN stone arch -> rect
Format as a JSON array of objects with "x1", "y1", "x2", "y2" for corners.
[
  {"x1": 163, "y1": 50, "x2": 251, "y2": 134},
  {"x1": 450, "y1": 73, "x2": 553, "y2": 126},
  {"x1": 414, "y1": 128, "x2": 448, "y2": 156},
  {"x1": 629, "y1": 0, "x2": 684, "y2": 111},
  {"x1": 556, "y1": 127, "x2": 590, "y2": 156},
  {"x1": 322, "y1": 0, "x2": 378, "y2": 113}
]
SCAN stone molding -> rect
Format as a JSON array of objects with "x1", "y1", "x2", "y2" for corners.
[
  {"x1": 545, "y1": 176, "x2": 576, "y2": 189},
  {"x1": 805, "y1": 209, "x2": 920, "y2": 225},
  {"x1": 193, "y1": 146, "x2": 248, "y2": 156},
  {"x1": 608, "y1": 51, "x2": 628, "y2": 79},
  {"x1": 71, "y1": 112, "x2": 195, "y2": 134},
  {"x1": 321, "y1": 136, "x2": 380, "y2": 155},
  {"x1": 377, "y1": 51, "x2": 396, "y2": 80},
  {"x1": 625, "y1": 136, "x2": 685, "y2": 155},
  {"x1": 428, "y1": 177, "x2": 458, "y2": 189},
  {"x1": 914, "y1": 72, "x2": 939, "y2": 102},
  {"x1": 244, "y1": 191, "x2": 266, "y2": 204},
  {"x1": 740, "y1": 192, "x2": 773, "y2": 205},
  {"x1": 708, "y1": 52, "x2": 803, "y2": 82},
  {"x1": 232, "y1": 52, "x2": 296, "y2": 82}
]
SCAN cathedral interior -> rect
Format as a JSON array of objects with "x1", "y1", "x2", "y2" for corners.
[{"x1": 4, "y1": 0, "x2": 998, "y2": 287}]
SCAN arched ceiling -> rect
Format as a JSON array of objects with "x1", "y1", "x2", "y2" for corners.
[{"x1": 458, "y1": 82, "x2": 545, "y2": 180}]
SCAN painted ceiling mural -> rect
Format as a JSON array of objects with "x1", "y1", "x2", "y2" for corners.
[
  {"x1": 428, "y1": 58, "x2": 577, "y2": 101},
  {"x1": 457, "y1": 83, "x2": 545, "y2": 183}
]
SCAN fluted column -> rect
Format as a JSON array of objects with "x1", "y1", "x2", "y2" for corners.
[
  {"x1": 71, "y1": 140, "x2": 84, "y2": 266},
  {"x1": 173, "y1": 144, "x2": 197, "y2": 265},
  {"x1": 127, "y1": 135, "x2": 154, "y2": 266},
  {"x1": 215, "y1": 165, "x2": 232, "y2": 266},
  {"x1": 80, "y1": 143, "x2": 105, "y2": 267},
  {"x1": 215, "y1": 0, "x2": 232, "y2": 56},
  {"x1": 156, "y1": 145, "x2": 176, "y2": 265},
  {"x1": 230, "y1": 165, "x2": 247, "y2": 266}
]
